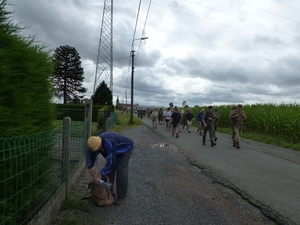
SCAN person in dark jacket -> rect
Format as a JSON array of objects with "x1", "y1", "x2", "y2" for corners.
[
  {"x1": 196, "y1": 109, "x2": 205, "y2": 136},
  {"x1": 170, "y1": 106, "x2": 181, "y2": 138},
  {"x1": 86, "y1": 132, "x2": 134, "y2": 205},
  {"x1": 202, "y1": 106, "x2": 216, "y2": 147}
]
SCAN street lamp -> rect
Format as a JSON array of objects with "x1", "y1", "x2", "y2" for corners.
[{"x1": 130, "y1": 37, "x2": 148, "y2": 124}]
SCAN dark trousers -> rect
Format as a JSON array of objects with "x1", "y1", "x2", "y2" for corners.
[{"x1": 107, "y1": 147, "x2": 133, "y2": 199}]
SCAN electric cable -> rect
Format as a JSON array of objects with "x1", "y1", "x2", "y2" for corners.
[
  {"x1": 135, "y1": 0, "x2": 152, "y2": 65},
  {"x1": 146, "y1": 1, "x2": 300, "y2": 50},
  {"x1": 183, "y1": 0, "x2": 300, "y2": 41}
]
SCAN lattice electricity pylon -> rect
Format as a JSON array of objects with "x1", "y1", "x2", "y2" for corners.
[{"x1": 93, "y1": 0, "x2": 113, "y2": 95}]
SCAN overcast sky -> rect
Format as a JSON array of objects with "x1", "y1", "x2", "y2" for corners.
[{"x1": 6, "y1": 0, "x2": 300, "y2": 107}]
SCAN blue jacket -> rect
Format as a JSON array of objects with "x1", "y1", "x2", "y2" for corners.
[
  {"x1": 86, "y1": 132, "x2": 134, "y2": 175},
  {"x1": 197, "y1": 112, "x2": 203, "y2": 122}
]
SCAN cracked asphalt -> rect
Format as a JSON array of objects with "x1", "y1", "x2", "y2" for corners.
[{"x1": 53, "y1": 118, "x2": 300, "y2": 225}]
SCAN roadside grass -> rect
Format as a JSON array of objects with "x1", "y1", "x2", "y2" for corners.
[
  {"x1": 57, "y1": 214, "x2": 83, "y2": 225},
  {"x1": 217, "y1": 127, "x2": 300, "y2": 152},
  {"x1": 56, "y1": 187, "x2": 89, "y2": 225},
  {"x1": 91, "y1": 112, "x2": 144, "y2": 134}
]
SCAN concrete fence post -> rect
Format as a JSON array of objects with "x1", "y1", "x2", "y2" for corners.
[{"x1": 62, "y1": 117, "x2": 71, "y2": 199}]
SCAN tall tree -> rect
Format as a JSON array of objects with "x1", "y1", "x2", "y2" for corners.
[
  {"x1": 92, "y1": 80, "x2": 112, "y2": 105},
  {"x1": 52, "y1": 45, "x2": 87, "y2": 103}
]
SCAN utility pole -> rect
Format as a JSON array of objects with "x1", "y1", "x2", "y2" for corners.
[
  {"x1": 129, "y1": 37, "x2": 148, "y2": 125},
  {"x1": 130, "y1": 50, "x2": 135, "y2": 124},
  {"x1": 125, "y1": 90, "x2": 127, "y2": 113}
]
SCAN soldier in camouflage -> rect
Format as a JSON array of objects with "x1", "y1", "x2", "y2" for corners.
[
  {"x1": 230, "y1": 104, "x2": 246, "y2": 149},
  {"x1": 202, "y1": 106, "x2": 216, "y2": 147},
  {"x1": 213, "y1": 108, "x2": 220, "y2": 142},
  {"x1": 229, "y1": 106, "x2": 237, "y2": 143}
]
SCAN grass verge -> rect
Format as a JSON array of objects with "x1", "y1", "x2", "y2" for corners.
[
  {"x1": 55, "y1": 187, "x2": 89, "y2": 225},
  {"x1": 91, "y1": 112, "x2": 143, "y2": 134},
  {"x1": 217, "y1": 127, "x2": 300, "y2": 152}
]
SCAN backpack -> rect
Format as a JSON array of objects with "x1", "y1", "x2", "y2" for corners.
[
  {"x1": 186, "y1": 112, "x2": 193, "y2": 120},
  {"x1": 88, "y1": 179, "x2": 115, "y2": 206}
]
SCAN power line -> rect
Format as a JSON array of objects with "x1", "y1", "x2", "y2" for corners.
[
  {"x1": 238, "y1": 1, "x2": 300, "y2": 25},
  {"x1": 81, "y1": 56, "x2": 130, "y2": 66},
  {"x1": 125, "y1": 0, "x2": 143, "y2": 91},
  {"x1": 147, "y1": 1, "x2": 300, "y2": 51},
  {"x1": 273, "y1": 0, "x2": 300, "y2": 12},
  {"x1": 183, "y1": 0, "x2": 300, "y2": 40},
  {"x1": 135, "y1": 0, "x2": 152, "y2": 64}
]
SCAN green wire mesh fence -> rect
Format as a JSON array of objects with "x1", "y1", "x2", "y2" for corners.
[{"x1": 0, "y1": 120, "x2": 87, "y2": 225}]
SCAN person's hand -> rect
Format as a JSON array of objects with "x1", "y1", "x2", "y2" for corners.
[
  {"x1": 89, "y1": 167, "x2": 96, "y2": 177},
  {"x1": 93, "y1": 174, "x2": 101, "y2": 184}
]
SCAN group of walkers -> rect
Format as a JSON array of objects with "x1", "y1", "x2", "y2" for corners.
[
  {"x1": 151, "y1": 106, "x2": 182, "y2": 138},
  {"x1": 84, "y1": 104, "x2": 246, "y2": 208},
  {"x1": 150, "y1": 104, "x2": 246, "y2": 149}
]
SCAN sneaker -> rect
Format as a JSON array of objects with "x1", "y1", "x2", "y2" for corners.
[
  {"x1": 211, "y1": 142, "x2": 216, "y2": 147},
  {"x1": 176, "y1": 133, "x2": 179, "y2": 138},
  {"x1": 114, "y1": 198, "x2": 125, "y2": 206}
]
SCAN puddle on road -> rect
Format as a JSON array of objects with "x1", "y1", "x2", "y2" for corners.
[{"x1": 154, "y1": 143, "x2": 173, "y2": 148}]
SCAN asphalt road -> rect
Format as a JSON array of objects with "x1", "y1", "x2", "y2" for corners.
[
  {"x1": 142, "y1": 118, "x2": 300, "y2": 225},
  {"x1": 53, "y1": 119, "x2": 299, "y2": 225}
]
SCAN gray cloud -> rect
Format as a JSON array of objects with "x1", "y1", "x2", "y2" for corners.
[{"x1": 6, "y1": 0, "x2": 300, "y2": 106}]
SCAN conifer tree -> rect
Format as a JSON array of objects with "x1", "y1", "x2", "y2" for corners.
[
  {"x1": 92, "y1": 80, "x2": 113, "y2": 105},
  {"x1": 52, "y1": 45, "x2": 87, "y2": 103}
]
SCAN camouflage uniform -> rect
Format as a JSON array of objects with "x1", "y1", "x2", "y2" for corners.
[
  {"x1": 213, "y1": 109, "x2": 220, "y2": 141},
  {"x1": 202, "y1": 106, "x2": 216, "y2": 147},
  {"x1": 229, "y1": 106, "x2": 237, "y2": 142},
  {"x1": 230, "y1": 105, "x2": 246, "y2": 149}
]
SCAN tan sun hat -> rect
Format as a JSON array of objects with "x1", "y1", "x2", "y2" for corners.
[{"x1": 87, "y1": 136, "x2": 102, "y2": 151}]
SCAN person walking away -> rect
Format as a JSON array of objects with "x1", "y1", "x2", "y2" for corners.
[
  {"x1": 229, "y1": 106, "x2": 237, "y2": 143},
  {"x1": 197, "y1": 109, "x2": 205, "y2": 136},
  {"x1": 151, "y1": 109, "x2": 159, "y2": 129},
  {"x1": 162, "y1": 108, "x2": 167, "y2": 124},
  {"x1": 230, "y1": 104, "x2": 246, "y2": 149},
  {"x1": 186, "y1": 109, "x2": 194, "y2": 133},
  {"x1": 170, "y1": 106, "x2": 181, "y2": 138},
  {"x1": 164, "y1": 107, "x2": 172, "y2": 131},
  {"x1": 181, "y1": 111, "x2": 187, "y2": 130},
  {"x1": 86, "y1": 133, "x2": 134, "y2": 205},
  {"x1": 213, "y1": 108, "x2": 220, "y2": 141},
  {"x1": 158, "y1": 108, "x2": 164, "y2": 125},
  {"x1": 202, "y1": 106, "x2": 216, "y2": 147}
]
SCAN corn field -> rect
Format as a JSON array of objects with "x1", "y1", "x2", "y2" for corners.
[{"x1": 192, "y1": 103, "x2": 300, "y2": 143}]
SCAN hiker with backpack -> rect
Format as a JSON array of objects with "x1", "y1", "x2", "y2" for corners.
[{"x1": 87, "y1": 132, "x2": 134, "y2": 206}]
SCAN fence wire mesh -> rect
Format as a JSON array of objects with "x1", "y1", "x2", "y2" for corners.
[{"x1": 0, "y1": 121, "x2": 87, "y2": 225}]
